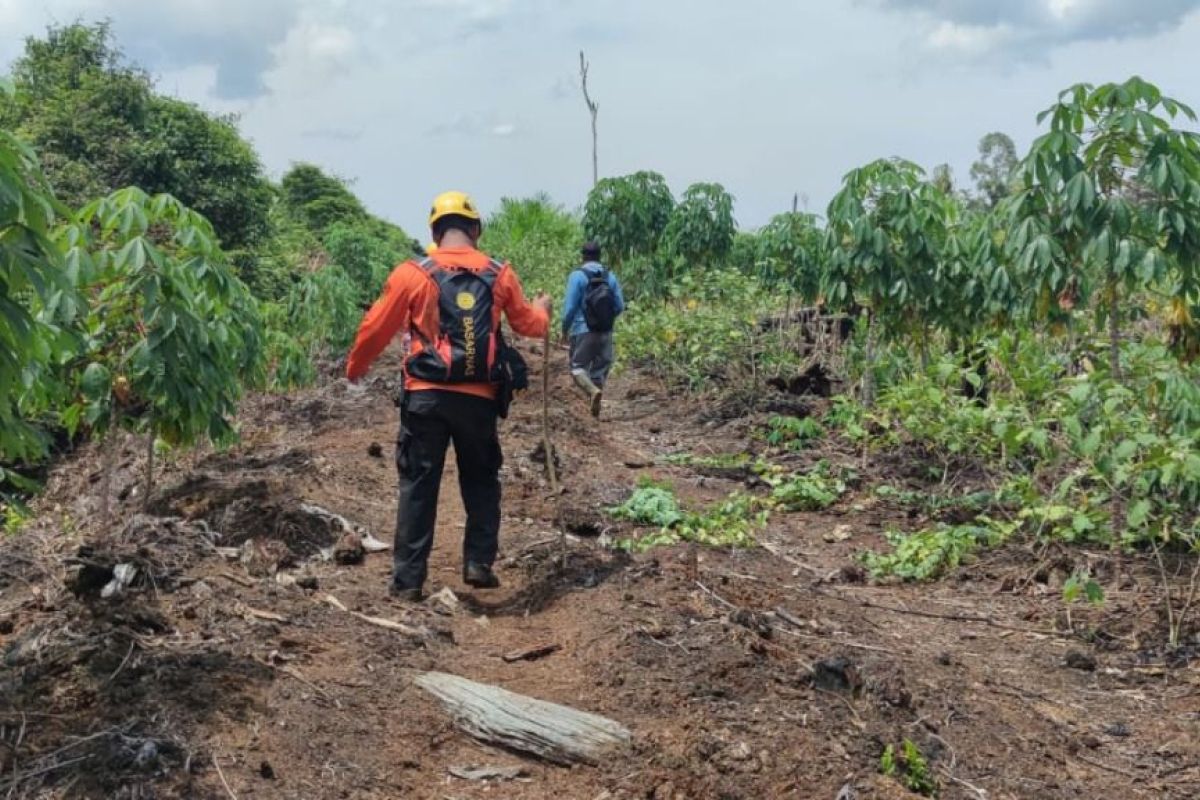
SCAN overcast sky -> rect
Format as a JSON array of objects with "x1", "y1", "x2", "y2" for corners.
[{"x1": 3, "y1": 0, "x2": 1200, "y2": 235}]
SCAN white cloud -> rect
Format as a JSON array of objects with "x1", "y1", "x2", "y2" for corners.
[
  {"x1": 415, "y1": 0, "x2": 515, "y2": 24},
  {"x1": 927, "y1": 20, "x2": 1016, "y2": 53},
  {"x1": 491, "y1": 123, "x2": 517, "y2": 137},
  {"x1": 871, "y1": 0, "x2": 1200, "y2": 60},
  {"x1": 273, "y1": 20, "x2": 356, "y2": 79},
  {"x1": 1046, "y1": 0, "x2": 1084, "y2": 20}
]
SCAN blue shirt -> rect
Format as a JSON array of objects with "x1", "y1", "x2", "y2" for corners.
[{"x1": 561, "y1": 261, "x2": 625, "y2": 337}]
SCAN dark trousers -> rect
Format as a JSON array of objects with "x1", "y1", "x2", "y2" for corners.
[
  {"x1": 569, "y1": 331, "x2": 615, "y2": 387},
  {"x1": 393, "y1": 390, "x2": 502, "y2": 590}
]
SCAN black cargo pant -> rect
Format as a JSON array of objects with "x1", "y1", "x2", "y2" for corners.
[
  {"x1": 569, "y1": 331, "x2": 615, "y2": 387},
  {"x1": 393, "y1": 390, "x2": 502, "y2": 591}
]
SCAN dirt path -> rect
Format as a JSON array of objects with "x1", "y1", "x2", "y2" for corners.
[{"x1": 3, "y1": 343, "x2": 1199, "y2": 799}]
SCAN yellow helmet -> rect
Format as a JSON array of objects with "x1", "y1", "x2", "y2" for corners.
[
  {"x1": 425, "y1": 242, "x2": 438, "y2": 255},
  {"x1": 428, "y1": 190, "x2": 481, "y2": 226}
]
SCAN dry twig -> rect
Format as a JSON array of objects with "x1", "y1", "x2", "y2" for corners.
[
  {"x1": 321, "y1": 594, "x2": 425, "y2": 637},
  {"x1": 212, "y1": 751, "x2": 239, "y2": 800},
  {"x1": 694, "y1": 581, "x2": 736, "y2": 610},
  {"x1": 102, "y1": 639, "x2": 136, "y2": 686},
  {"x1": 772, "y1": 608, "x2": 898, "y2": 655}
]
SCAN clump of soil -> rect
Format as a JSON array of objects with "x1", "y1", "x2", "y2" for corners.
[
  {"x1": 767, "y1": 362, "x2": 838, "y2": 398},
  {"x1": 147, "y1": 473, "x2": 345, "y2": 559},
  {"x1": 555, "y1": 504, "x2": 607, "y2": 537},
  {"x1": 64, "y1": 514, "x2": 218, "y2": 598}
]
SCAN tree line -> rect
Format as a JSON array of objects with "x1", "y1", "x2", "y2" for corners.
[{"x1": 1, "y1": 23, "x2": 418, "y2": 498}]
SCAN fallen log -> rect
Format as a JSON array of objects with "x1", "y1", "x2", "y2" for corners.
[{"x1": 413, "y1": 671, "x2": 630, "y2": 765}]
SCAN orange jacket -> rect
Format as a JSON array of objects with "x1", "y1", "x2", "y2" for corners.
[{"x1": 345, "y1": 246, "x2": 548, "y2": 400}]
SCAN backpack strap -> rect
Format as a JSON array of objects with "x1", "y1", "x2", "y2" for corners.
[
  {"x1": 409, "y1": 257, "x2": 442, "y2": 345},
  {"x1": 479, "y1": 258, "x2": 503, "y2": 286},
  {"x1": 413, "y1": 256, "x2": 440, "y2": 286},
  {"x1": 418, "y1": 256, "x2": 501, "y2": 285}
]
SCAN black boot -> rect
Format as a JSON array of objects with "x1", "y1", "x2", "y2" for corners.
[
  {"x1": 389, "y1": 584, "x2": 424, "y2": 602},
  {"x1": 463, "y1": 562, "x2": 500, "y2": 588}
]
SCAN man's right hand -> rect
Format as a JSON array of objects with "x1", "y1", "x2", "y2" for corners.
[{"x1": 533, "y1": 292, "x2": 552, "y2": 316}]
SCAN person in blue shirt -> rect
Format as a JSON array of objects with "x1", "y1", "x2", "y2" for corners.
[{"x1": 560, "y1": 242, "x2": 625, "y2": 417}]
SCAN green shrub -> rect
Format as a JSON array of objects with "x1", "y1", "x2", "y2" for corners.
[
  {"x1": 762, "y1": 415, "x2": 824, "y2": 450},
  {"x1": 768, "y1": 467, "x2": 845, "y2": 511},
  {"x1": 881, "y1": 739, "x2": 937, "y2": 796},
  {"x1": 610, "y1": 482, "x2": 764, "y2": 552},
  {"x1": 609, "y1": 480, "x2": 684, "y2": 528},
  {"x1": 862, "y1": 520, "x2": 1017, "y2": 581}
]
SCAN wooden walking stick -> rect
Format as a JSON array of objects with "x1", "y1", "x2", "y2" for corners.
[
  {"x1": 542, "y1": 327, "x2": 559, "y2": 494},
  {"x1": 541, "y1": 327, "x2": 568, "y2": 569}
]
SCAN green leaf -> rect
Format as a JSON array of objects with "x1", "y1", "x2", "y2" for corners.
[
  {"x1": 1067, "y1": 383, "x2": 1092, "y2": 404},
  {"x1": 1126, "y1": 499, "x2": 1151, "y2": 528},
  {"x1": 80, "y1": 362, "x2": 111, "y2": 401},
  {"x1": 1112, "y1": 439, "x2": 1138, "y2": 463}
]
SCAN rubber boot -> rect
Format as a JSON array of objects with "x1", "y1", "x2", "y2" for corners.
[{"x1": 572, "y1": 371, "x2": 603, "y2": 418}]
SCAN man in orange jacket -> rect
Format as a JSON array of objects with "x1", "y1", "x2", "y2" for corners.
[{"x1": 346, "y1": 191, "x2": 551, "y2": 601}]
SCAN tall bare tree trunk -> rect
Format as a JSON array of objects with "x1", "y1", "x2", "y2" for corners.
[{"x1": 579, "y1": 51, "x2": 599, "y2": 187}]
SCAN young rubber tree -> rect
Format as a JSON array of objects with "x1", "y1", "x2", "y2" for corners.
[
  {"x1": 940, "y1": 202, "x2": 1024, "y2": 336},
  {"x1": 58, "y1": 187, "x2": 263, "y2": 508},
  {"x1": 285, "y1": 264, "x2": 362, "y2": 355},
  {"x1": 582, "y1": 170, "x2": 674, "y2": 269},
  {"x1": 755, "y1": 211, "x2": 824, "y2": 302},
  {"x1": 0, "y1": 83, "x2": 77, "y2": 482},
  {"x1": 1006, "y1": 77, "x2": 1200, "y2": 379},
  {"x1": 824, "y1": 158, "x2": 952, "y2": 402},
  {"x1": 938, "y1": 203, "x2": 1024, "y2": 401},
  {"x1": 259, "y1": 301, "x2": 316, "y2": 391},
  {"x1": 661, "y1": 182, "x2": 736, "y2": 269}
]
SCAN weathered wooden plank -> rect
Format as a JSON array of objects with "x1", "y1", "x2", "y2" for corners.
[{"x1": 413, "y1": 671, "x2": 631, "y2": 765}]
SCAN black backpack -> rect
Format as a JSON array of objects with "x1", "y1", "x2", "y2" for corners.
[
  {"x1": 581, "y1": 268, "x2": 617, "y2": 333},
  {"x1": 406, "y1": 258, "x2": 503, "y2": 383}
]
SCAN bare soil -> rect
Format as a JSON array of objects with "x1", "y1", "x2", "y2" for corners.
[{"x1": 2, "y1": 342, "x2": 1198, "y2": 799}]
